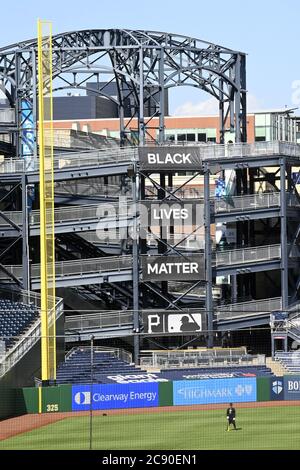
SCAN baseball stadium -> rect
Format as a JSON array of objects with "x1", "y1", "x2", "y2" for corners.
[{"x1": 0, "y1": 22, "x2": 299, "y2": 451}]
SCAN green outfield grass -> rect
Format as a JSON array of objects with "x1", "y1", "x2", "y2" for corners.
[{"x1": 1, "y1": 405, "x2": 300, "y2": 450}]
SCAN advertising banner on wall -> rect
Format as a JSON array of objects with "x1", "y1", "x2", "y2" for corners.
[
  {"x1": 72, "y1": 383, "x2": 159, "y2": 411},
  {"x1": 270, "y1": 378, "x2": 284, "y2": 401},
  {"x1": 173, "y1": 377, "x2": 257, "y2": 406},
  {"x1": 98, "y1": 373, "x2": 168, "y2": 384},
  {"x1": 161, "y1": 370, "x2": 257, "y2": 381},
  {"x1": 141, "y1": 255, "x2": 205, "y2": 282},
  {"x1": 283, "y1": 375, "x2": 300, "y2": 400},
  {"x1": 215, "y1": 177, "x2": 226, "y2": 198},
  {"x1": 143, "y1": 310, "x2": 205, "y2": 334},
  {"x1": 139, "y1": 146, "x2": 203, "y2": 171},
  {"x1": 21, "y1": 99, "x2": 35, "y2": 171}
]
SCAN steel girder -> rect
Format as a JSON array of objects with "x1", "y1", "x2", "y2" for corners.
[
  {"x1": 0, "y1": 30, "x2": 247, "y2": 356},
  {"x1": 0, "y1": 29, "x2": 247, "y2": 157}
]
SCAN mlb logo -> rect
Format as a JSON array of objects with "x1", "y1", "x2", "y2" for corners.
[
  {"x1": 168, "y1": 314, "x2": 202, "y2": 333},
  {"x1": 145, "y1": 312, "x2": 203, "y2": 334}
]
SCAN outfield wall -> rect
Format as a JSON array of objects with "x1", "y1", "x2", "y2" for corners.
[
  {"x1": 1, "y1": 375, "x2": 298, "y2": 418},
  {"x1": 0, "y1": 315, "x2": 65, "y2": 420}
]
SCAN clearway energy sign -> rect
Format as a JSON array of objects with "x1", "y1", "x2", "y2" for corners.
[
  {"x1": 139, "y1": 146, "x2": 203, "y2": 171},
  {"x1": 72, "y1": 383, "x2": 159, "y2": 410},
  {"x1": 141, "y1": 255, "x2": 205, "y2": 281}
]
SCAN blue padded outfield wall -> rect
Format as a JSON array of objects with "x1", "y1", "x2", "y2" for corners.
[
  {"x1": 71, "y1": 378, "x2": 257, "y2": 411},
  {"x1": 8, "y1": 375, "x2": 299, "y2": 419},
  {"x1": 70, "y1": 376, "x2": 300, "y2": 412}
]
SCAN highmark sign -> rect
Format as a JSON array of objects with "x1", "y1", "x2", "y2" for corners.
[
  {"x1": 173, "y1": 378, "x2": 257, "y2": 405},
  {"x1": 141, "y1": 255, "x2": 205, "y2": 281},
  {"x1": 138, "y1": 146, "x2": 203, "y2": 171}
]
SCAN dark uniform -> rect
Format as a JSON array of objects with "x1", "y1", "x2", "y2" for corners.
[{"x1": 226, "y1": 403, "x2": 237, "y2": 431}]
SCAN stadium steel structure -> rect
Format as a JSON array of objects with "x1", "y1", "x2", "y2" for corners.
[
  {"x1": 0, "y1": 29, "x2": 247, "y2": 150},
  {"x1": 0, "y1": 29, "x2": 299, "y2": 365}
]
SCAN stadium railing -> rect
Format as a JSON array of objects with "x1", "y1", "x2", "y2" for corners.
[
  {"x1": 139, "y1": 347, "x2": 266, "y2": 369},
  {"x1": 1, "y1": 141, "x2": 300, "y2": 175}
]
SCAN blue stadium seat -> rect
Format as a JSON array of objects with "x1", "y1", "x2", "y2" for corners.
[
  {"x1": 275, "y1": 351, "x2": 300, "y2": 373},
  {"x1": 0, "y1": 299, "x2": 39, "y2": 351},
  {"x1": 54, "y1": 348, "x2": 148, "y2": 385}
]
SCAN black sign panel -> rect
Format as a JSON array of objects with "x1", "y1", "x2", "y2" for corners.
[
  {"x1": 140, "y1": 200, "x2": 204, "y2": 227},
  {"x1": 141, "y1": 254, "x2": 205, "y2": 281},
  {"x1": 143, "y1": 311, "x2": 205, "y2": 334},
  {"x1": 139, "y1": 146, "x2": 203, "y2": 171}
]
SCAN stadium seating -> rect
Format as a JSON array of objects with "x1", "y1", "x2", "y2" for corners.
[
  {"x1": 145, "y1": 348, "x2": 260, "y2": 369},
  {"x1": 54, "y1": 348, "x2": 274, "y2": 385},
  {"x1": 275, "y1": 351, "x2": 300, "y2": 373},
  {"x1": 0, "y1": 299, "x2": 39, "y2": 350},
  {"x1": 54, "y1": 348, "x2": 148, "y2": 385}
]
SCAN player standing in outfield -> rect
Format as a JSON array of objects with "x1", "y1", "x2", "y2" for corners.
[{"x1": 226, "y1": 403, "x2": 237, "y2": 431}]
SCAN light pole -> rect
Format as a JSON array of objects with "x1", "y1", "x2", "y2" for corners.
[
  {"x1": 128, "y1": 163, "x2": 140, "y2": 364},
  {"x1": 89, "y1": 334, "x2": 94, "y2": 450}
]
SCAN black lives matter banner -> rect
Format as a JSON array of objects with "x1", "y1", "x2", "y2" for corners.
[
  {"x1": 140, "y1": 200, "x2": 204, "y2": 227},
  {"x1": 139, "y1": 146, "x2": 203, "y2": 171},
  {"x1": 143, "y1": 311, "x2": 205, "y2": 334},
  {"x1": 141, "y1": 254, "x2": 205, "y2": 281}
]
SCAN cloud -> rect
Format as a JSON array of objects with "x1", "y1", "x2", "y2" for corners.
[
  {"x1": 173, "y1": 93, "x2": 264, "y2": 116},
  {"x1": 174, "y1": 97, "x2": 218, "y2": 116}
]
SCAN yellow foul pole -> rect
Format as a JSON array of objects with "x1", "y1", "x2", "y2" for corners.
[{"x1": 37, "y1": 20, "x2": 56, "y2": 382}]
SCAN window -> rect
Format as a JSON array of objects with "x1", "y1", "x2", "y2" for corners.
[
  {"x1": 177, "y1": 134, "x2": 186, "y2": 141},
  {"x1": 255, "y1": 127, "x2": 266, "y2": 140},
  {"x1": 187, "y1": 133, "x2": 196, "y2": 141},
  {"x1": 198, "y1": 133, "x2": 206, "y2": 142},
  {"x1": 207, "y1": 137, "x2": 216, "y2": 143}
]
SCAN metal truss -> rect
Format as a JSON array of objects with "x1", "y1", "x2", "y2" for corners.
[
  {"x1": 0, "y1": 177, "x2": 28, "y2": 288},
  {"x1": 0, "y1": 29, "x2": 247, "y2": 158},
  {"x1": 285, "y1": 162, "x2": 300, "y2": 303}
]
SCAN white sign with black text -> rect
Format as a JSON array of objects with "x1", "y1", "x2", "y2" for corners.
[{"x1": 139, "y1": 146, "x2": 203, "y2": 171}]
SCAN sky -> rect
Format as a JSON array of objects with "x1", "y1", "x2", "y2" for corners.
[{"x1": 1, "y1": 0, "x2": 299, "y2": 116}]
